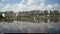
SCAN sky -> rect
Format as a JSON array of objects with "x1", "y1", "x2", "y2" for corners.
[{"x1": 0, "y1": 0, "x2": 60, "y2": 12}]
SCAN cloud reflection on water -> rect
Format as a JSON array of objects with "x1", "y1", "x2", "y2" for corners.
[{"x1": 0, "y1": 21, "x2": 60, "y2": 33}]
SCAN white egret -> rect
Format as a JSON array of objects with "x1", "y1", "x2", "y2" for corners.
[
  {"x1": 16, "y1": 13, "x2": 18, "y2": 17},
  {"x1": 2, "y1": 14, "x2": 5, "y2": 17},
  {"x1": 34, "y1": 17, "x2": 36, "y2": 21}
]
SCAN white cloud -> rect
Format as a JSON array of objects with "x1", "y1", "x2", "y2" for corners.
[
  {"x1": 48, "y1": 5, "x2": 52, "y2": 8},
  {"x1": 1, "y1": 0, "x2": 47, "y2": 12},
  {"x1": 1, "y1": 3, "x2": 11, "y2": 12},
  {"x1": 0, "y1": 0, "x2": 60, "y2": 12},
  {"x1": 0, "y1": 3, "x2": 3, "y2": 9},
  {"x1": 39, "y1": 2, "x2": 46, "y2": 10},
  {"x1": 47, "y1": 3, "x2": 60, "y2": 10},
  {"x1": 27, "y1": 0, "x2": 35, "y2": 5},
  {"x1": 27, "y1": 0, "x2": 46, "y2": 5},
  {"x1": 11, "y1": 3, "x2": 29, "y2": 12},
  {"x1": 53, "y1": 3, "x2": 60, "y2": 7}
]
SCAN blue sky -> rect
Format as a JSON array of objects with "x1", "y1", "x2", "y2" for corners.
[{"x1": 0, "y1": 0, "x2": 60, "y2": 12}]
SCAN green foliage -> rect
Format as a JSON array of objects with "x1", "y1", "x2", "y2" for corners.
[
  {"x1": 50, "y1": 10, "x2": 59, "y2": 15},
  {"x1": 0, "y1": 10, "x2": 60, "y2": 22},
  {"x1": 0, "y1": 14, "x2": 4, "y2": 20},
  {"x1": 43, "y1": 10, "x2": 49, "y2": 15}
]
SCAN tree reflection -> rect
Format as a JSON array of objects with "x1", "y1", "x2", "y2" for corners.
[
  {"x1": 18, "y1": 16, "x2": 59, "y2": 23},
  {"x1": 50, "y1": 17, "x2": 59, "y2": 23}
]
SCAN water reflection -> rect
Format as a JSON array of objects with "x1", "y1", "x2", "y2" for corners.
[
  {"x1": 0, "y1": 17, "x2": 60, "y2": 33},
  {"x1": 19, "y1": 17, "x2": 60, "y2": 23},
  {"x1": 18, "y1": 17, "x2": 60, "y2": 23},
  {"x1": 0, "y1": 16, "x2": 59, "y2": 23},
  {"x1": 50, "y1": 17, "x2": 59, "y2": 23},
  {"x1": 0, "y1": 21, "x2": 60, "y2": 33}
]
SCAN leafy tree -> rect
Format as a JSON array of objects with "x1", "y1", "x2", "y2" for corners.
[
  {"x1": 10, "y1": 11, "x2": 14, "y2": 13},
  {"x1": 50, "y1": 10, "x2": 53, "y2": 15},
  {"x1": 0, "y1": 14, "x2": 4, "y2": 19},
  {"x1": 53, "y1": 10, "x2": 59, "y2": 15},
  {"x1": 50, "y1": 10, "x2": 59, "y2": 16},
  {"x1": 43, "y1": 10, "x2": 48, "y2": 15}
]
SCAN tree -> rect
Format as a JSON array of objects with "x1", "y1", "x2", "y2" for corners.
[
  {"x1": 10, "y1": 11, "x2": 14, "y2": 13},
  {"x1": 50, "y1": 10, "x2": 59, "y2": 15},
  {"x1": 43, "y1": 10, "x2": 48, "y2": 15},
  {"x1": 50, "y1": 10, "x2": 52, "y2": 15},
  {"x1": 53, "y1": 10, "x2": 59, "y2": 15},
  {"x1": 0, "y1": 14, "x2": 4, "y2": 19}
]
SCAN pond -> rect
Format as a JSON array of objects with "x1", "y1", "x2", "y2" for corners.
[{"x1": 0, "y1": 17, "x2": 60, "y2": 33}]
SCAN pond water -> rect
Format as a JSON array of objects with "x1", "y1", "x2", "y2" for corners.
[{"x1": 0, "y1": 17, "x2": 60, "y2": 33}]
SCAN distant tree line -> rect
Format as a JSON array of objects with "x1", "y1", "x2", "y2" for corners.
[
  {"x1": 0, "y1": 10, "x2": 60, "y2": 21},
  {"x1": 19, "y1": 10, "x2": 60, "y2": 15}
]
